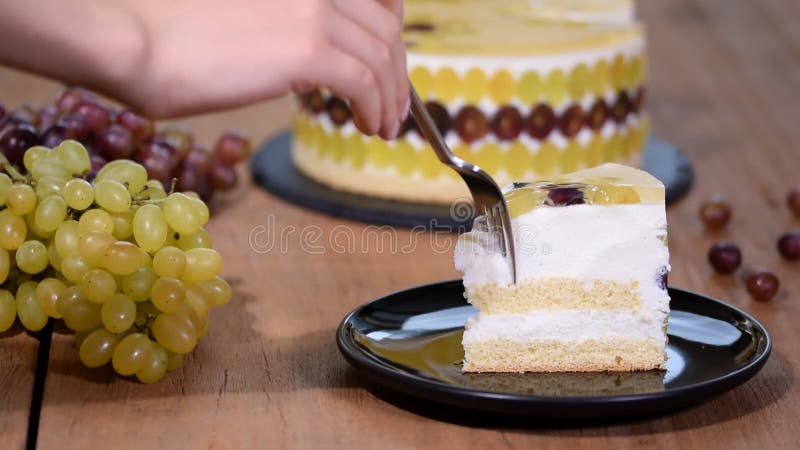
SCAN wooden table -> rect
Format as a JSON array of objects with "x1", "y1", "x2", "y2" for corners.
[{"x1": 1, "y1": 0, "x2": 798, "y2": 448}]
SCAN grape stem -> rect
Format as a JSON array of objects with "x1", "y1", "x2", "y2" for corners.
[{"x1": 0, "y1": 154, "x2": 28, "y2": 182}]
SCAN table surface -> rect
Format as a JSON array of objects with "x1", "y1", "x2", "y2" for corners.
[{"x1": 1, "y1": 0, "x2": 799, "y2": 448}]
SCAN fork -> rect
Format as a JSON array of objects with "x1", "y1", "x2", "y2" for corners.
[{"x1": 407, "y1": 86, "x2": 517, "y2": 284}]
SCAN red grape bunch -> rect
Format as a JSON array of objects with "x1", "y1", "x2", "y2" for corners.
[{"x1": 0, "y1": 87, "x2": 251, "y2": 204}]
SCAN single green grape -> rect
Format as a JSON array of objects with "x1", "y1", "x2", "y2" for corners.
[
  {"x1": 162, "y1": 193, "x2": 199, "y2": 235},
  {"x1": 104, "y1": 240, "x2": 144, "y2": 276},
  {"x1": 60, "y1": 253, "x2": 90, "y2": 284},
  {"x1": 78, "y1": 208, "x2": 114, "y2": 234},
  {"x1": 23, "y1": 146, "x2": 51, "y2": 174},
  {"x1": 0, "y1": 210, "x2": 27, "y2": 250},
  {"x1": 140, "y1": 179, "x2": 167, "y2": 200},
  {"x1": 77, "y1": 230, "x2": 115, "y2": 268},
  {"x1": 56, "y1": 286, "x2": 85, "y2": 317},
  {"x1": 6, "y1": 184, "x2": 37, "y2": 215},
  {"x1": 184, "y1": 284, "x2": 210, "y2": 318},
  {"x1": 15, "y1": 281, "x2": 49, "y2": 331},
  {"x1": 24, "y1": 211, "x2": 54, "y2": 240},
  {"x1": 80, "y1": 268, "x2": 117, "y2": 304},
  {"x1": 176, "y1": 228, "x2": 212, "y2": 251},
  {"x1": 63, "y1": 178, "x2": 94, "y2": 210},
  {"x1": 79, "y1": 328, "x2": 119, "y2": 368},
  {"x1": 110, "y1": 209, "x2": 134, "y2": 240},
  {"x1": 181, "y1": 248, "x2": 222, "y2": 282},
  {"x1": 122, "y1": 267, "x2": 158, "y2": 302},
  {"x1": 61, "y1": 293, "x2": 102, "y2": 331},
  {"x1": 151, "y1": 313, "x2": 197, "y2": 354},
  {"x1": 200, "y1": 276, "x2": 232, "y2": 307},
  {"x1": 150, "y1": 277, "x2": 185, "y2": 313},
  {"x1": 35, "y1": 277, "x2": 67, "y2": 319},
  {"x1": 96, "y1": 161, "x2": 148, "y2": 194},
  {"x1": 15, "y1": 240, "x2": 49, "y2": 274},
  {"x1": 53, "y1": 140, "x2": 91, "y2": 175},
  {"x1": 133, "y1": 204, "x2": 168, "y2": 253},
  {"x1": 188, "y1": 196, "x2": 210, "y2": 227},
  {"x1": 111, "y1": 333, "x2": 153, "y2": 376},
  {"x1": 0, "y1": 289, "x2": 16, "y2": 332},
  {"x1": 152, "y1": 246, "x2": 186, "y2": 278},
  {"x1": 34, "y1": 195, "x2": 67, "y2": 232},
  {"x1": 100, "y1": 293, "x2": 136, "y2": 333},
  {"x1": 136, "y1": 343, "x2": 168, "y2": 384},
  {"x1": 54, "y1": 220, "x2": 80, "y2": 258},
  {"x1": 0, "y1": 173, "x2": 12, "y2": 206},
  {"x1": 34, "y1": 176, "x2": 64, "y2": 199},
  {"x1": 94, "y1": 179, "x2": 131, "y2": 213}
]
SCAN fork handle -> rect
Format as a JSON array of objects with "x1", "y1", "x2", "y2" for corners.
[{"x1": 408, "y1": 86, "x2": 456, "y2": 165}]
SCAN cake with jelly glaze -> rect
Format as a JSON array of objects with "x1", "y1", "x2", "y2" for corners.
[
  {"x1": 291, "y1": 1, "x2": 648, "y2": 204},
  {"x1": 455, "y1": 164, "x2": 670, "y2": 372}
]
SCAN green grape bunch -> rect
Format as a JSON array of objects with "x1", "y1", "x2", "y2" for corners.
[{"x1": 0, "y1": 140, "x2": 231, "y2": 383}]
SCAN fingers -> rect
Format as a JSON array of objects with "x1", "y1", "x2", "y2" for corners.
[
  {"x1": 332, "y1": 0, "x2": 408, "y2": 123},
  {"x1": 301, "y1": 46, "x2": 382, "y2": 136},
  {"x1": 327, "y1": 12, "x2": 399, "y2": 139}
]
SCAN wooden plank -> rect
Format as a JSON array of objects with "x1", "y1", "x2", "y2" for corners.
[
  {"x1": 0, "y1": 327, "x2": 42, "y2": 450},
  {"x1": 1, "y1": 0, "x2": 796, "y2": 447}
]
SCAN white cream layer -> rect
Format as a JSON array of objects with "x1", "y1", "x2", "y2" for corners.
[
  {"x1": 455, "y1": 203, "x2": 669, "y2": 288},
  {"x1": 462, "y1": 308, "x2": 668, "y2": 344},
  {"x1": 406, "y1": 37, "x2": 643, "y2": 78}
]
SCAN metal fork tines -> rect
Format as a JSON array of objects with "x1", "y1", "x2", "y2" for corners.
[{"x1": 408, "y1": 87, "x2": 517, "y2": 284}]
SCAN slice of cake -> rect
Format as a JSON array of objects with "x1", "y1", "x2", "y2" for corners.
[{"x1": 455, "y1": 163, "x2": 670, "y2": 372}]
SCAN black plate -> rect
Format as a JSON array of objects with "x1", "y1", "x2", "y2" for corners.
[
  {"x1": 251, "y1": 131, "x2": 693, "y2": 230},
  {"x1": 337, "y1": 281, "x2": 771, "y2": 419}
]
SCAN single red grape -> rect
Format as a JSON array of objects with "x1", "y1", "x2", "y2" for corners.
[
  {"x1": 175, "y1": 164, "x2": 213, "y2": 200},
  {"x1": 0, "y1": 123, "x2": 40, "y2": 166},
  {"x1": 454, "y1": 106, "x2": 488, "y2": 143},
  {"x1": 746, "y1": 270, "x2": 780, "y2": 302},
  {"x1": 546, "y1": 185, "x2": 585, "y2": 206},
  {"x1": 326, "y1": 97, "x2": 351, "y2": 126},
  {"x1": 558, "y1": 104, "x2": 584, "y2": 138},
  {"x1": 214, "y1": 132, "x2": 252, "y2": 166},
  {"x1": 777, "y1": 230, "x2": 800, "y2": 260},
  {"x1": 208, "y1": 161, "x2": 237, "y2": 190},
  {"x1": 95, "y1": 125, "x2": 134, "y2": 159},
  {"x1": 490, "y1": 106, "x2": 523, "y2": 141},
  {"x1": 183, "y1": 145, "x2": 213, "y2": 175},
  {"x1": 136, "y1": 141, "x2": 177, "y2": 184},
  {"x1": 611, "y1": 91, "x2": 631, "y2": 124},
  {"x1": 788, "y1": 186, "x2": 800, "y2": 218},
  {"x1": 116, "y1": 109, "x2": 155, "y2": 141},
  {"x1": 587, "y1": 99, "x2": 608, "y2": 131},
  {"x1": 699, "y1": 199, "x2": 732, "y2": 230},
  {"x1": 55, "y1": 87, "x2": 97, "y2": 112},
  {"x1": 525, "y1": 104, "x2": 556, "y2": 140},
  {"x1": 708, "y1": 241, "x2": 742, "y2": 274},
  {"x1": 71, "y1": 101, "x2": 110, "y2": 134}
]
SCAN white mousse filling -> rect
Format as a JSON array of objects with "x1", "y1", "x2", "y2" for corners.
[{"x1": 462, "y1": 308, "x2": 668, "y2": 344}]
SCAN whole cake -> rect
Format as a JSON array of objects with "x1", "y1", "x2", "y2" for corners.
[
  {"x1": 291, "y1": 1, "x2": 648, "y2": 204},
  {"x1": 455, "y1": 164, "x2": 670, "y2": 372}
]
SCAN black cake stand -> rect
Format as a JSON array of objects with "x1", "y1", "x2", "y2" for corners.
[{"x1": 250, "y1": 131, "x2": 693, "y2": 230}]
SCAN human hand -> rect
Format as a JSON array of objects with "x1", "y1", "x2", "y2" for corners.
[{"x1": 127, "y1": 0, "x2": 408, "y2": 139}]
